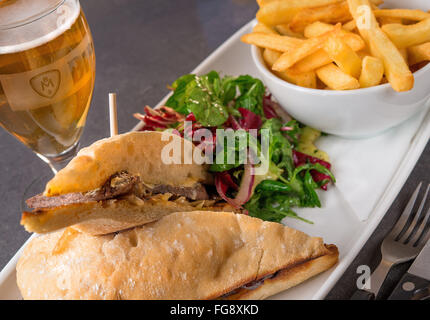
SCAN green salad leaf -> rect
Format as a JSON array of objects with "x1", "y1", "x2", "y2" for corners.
[
  {"x1": 282, "y1": 120, "x2": 301, "y2": 147},
  {"x1": 165, "y1": 71, "x2": 266, "y2": 127},
  {"x1": 233, "y1": 75, "x2": 265, "y2": 116},
  {"x1": 261, "y1": 118, "x2": 295, "y2": 180},
  {"x1": 187, "y1": 74, "x2": 229, "y2": 127},
  {"x1": 210, "y1": 130, "x2": 246, "y2": 172},
  {"x1": 245, "y1": 191, "x2": 312, "y2": 224},
  {"x1": 244, "y1": 118, "x2": 336, "y2": 223},
  {"x1": 210, "y1": 129, "x2": 257, "y2": 172},
  {"x1": 165, "y1": 74, "x2": 195, "y2": 114}
]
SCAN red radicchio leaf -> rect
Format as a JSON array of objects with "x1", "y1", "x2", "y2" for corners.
[
  {"x1": 237, "y1": 108, "x2": 262, "y2": 130},
  {"x1": 263, "y1": 95, "x2": 278, "y2": 119},
  {"x1": 196, "y1": 134, "x2": 217, "y2": 153},
  {"x1": 160, "y1": 106, "x2": 183, "y2": 120},
  {"x1": 227, "y1": 115, "x2": 242, "y2": 130},
  {"x1": 263, "y1": 94, "x2": 292, "y2": 122},
  {"x1": 186, "y1": 113, "x2": 196, "y2": 121},
  {"x1": 293, "y1": 150, "x2": 332, "y2": 190},
  {"x1": 215, "y1": 163, "x2": 254, "y2": 209},
  {"x1": 134, "y1": 106, "x2": 184, "y2": 132},
  {"x1": 217, "y1": 171, "x2": 239, "y2": 191}
]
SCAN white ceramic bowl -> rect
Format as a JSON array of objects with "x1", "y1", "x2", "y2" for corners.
[{"x1": 251, "y1": 0, "x2": 430, "y2": 138}]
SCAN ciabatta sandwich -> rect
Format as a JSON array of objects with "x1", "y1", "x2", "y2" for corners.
[
  {"x1": 21, "y1": 131, "x2": 234, "y2": 235},
  {"x1": 17, "y1": 211, "x2": 338, "y2": 300}
]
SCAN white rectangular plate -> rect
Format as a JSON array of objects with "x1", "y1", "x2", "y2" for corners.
[{"x1": 1, "y1": 20, "x2": 429, "y2": 300}]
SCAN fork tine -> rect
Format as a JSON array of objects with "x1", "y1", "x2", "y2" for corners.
[
  {"x1": 419, "y1": 222, "x2": 430, "y2": 247},
  {"x1": 388, "y1": 182, "x2": 422, "y2": 240},
  {"x1": 400, "y1": 184, "x2": 430, "y2": 244},
  {"x1": 412, "y1": 204, "x2": 430, "y2": 247}
]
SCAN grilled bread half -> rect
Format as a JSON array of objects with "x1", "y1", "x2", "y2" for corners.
[
  {"x1": 17, "y1": 211, "x2": 338, "y2": 300},
  {"x1": 21, "y1": 131, "x2": 234, "y2": 235}
]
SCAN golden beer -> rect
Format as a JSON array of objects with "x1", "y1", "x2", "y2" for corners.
[{"x1": 0, "y1": 2, "x2": 95, "y2": 157}]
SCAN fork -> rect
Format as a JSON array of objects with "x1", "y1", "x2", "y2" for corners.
[{"x1": 351, "y1": 182, "x2": 430, "y2": 300}]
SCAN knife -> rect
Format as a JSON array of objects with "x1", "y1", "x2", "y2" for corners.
[{"x1": 388, "y1": 238, "x2": 430, "y2": 300}]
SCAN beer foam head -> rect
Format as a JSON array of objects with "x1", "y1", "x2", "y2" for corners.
[{"x1": 0, "y1": 0, "x2": 80, "y2": 54}]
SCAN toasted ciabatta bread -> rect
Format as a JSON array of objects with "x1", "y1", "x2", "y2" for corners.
[
  {"x1": 44, "y1": 131, "x2": 212, "y2": 196},
  {"x1": 21, "y1": 131, "x2": 224, "y2": 235},
  {"x1": 16, "y1": 211, "x2": 338, "y2": 300}
]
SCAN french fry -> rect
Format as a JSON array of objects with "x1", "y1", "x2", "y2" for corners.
[
  {"x1": 289, "y1": 31, "x2": 365, "y2": 73},
  {"x1": 289, "y1": 49, "x2": 333, "y2": 74},
  {"x1": 377, "y1": 16, "x2": 403, "y2": 26},
  {"x1": 263, "y1": 48, "x2": 282, "y2": 67},
  {"x1": 342, "y1": 20, "x2": 357, "y2": 31},
  {"x1": 399, "y1": 47, "x2": 408, "y2": 63},
  {"x1": 275, "y1": 24, "x2": 305, "y2": 38},
  {"x1": 257, "y1": 0, "x2": 278, "y2": 6},
  {"x1": 241, "y1": 33, "x2": 303, "y2": 52},
  {"x1": 408, "y1": 42, "x2": 430, "y2": 65},
  {"x1": 256, "y1": 0, "x2": 345, "y2": 26},
  {"x1": 316, "y1": 63, "x2": 360, "y2": 89},
  {"x1": 304, "y1": 21, "x2": 364, "y2": 44},
  {"x1": 253, "y1": 23, "x2": 278, "y2": 34},
  {"x1": 381, "y1": 19, "x2": 430, "y2": 48},
  {"x1": 324, "y1": 36, "x2": 362, "y2": 78},
  {"x1": 263, "y1": 49, "x2": 317, "y2": 88},
  {"x1": 289, "y1": 1, "x2": 352, "y2": 33},
  {"x1": 367, "y1": 30, "x2": 414, "y2": 91},
  {"x1": 273, "y1": 24, "x2": 342, "y2": 71},
  {"x1": 290, "y1": 22, "x2": 364, "y2": 73},
  {"x1": 328, "y1": 29, "x2": 365, "y2": 50},
  {"x1": 347, "y1": 0, "x2": 379, "y2": 41},
  {"x1": 278, "y1": 71, "x2": 317, "y2": 88},
  {"x1": 304, "y1": 21, "x2": 336, "y2": 38},
  {"x1": 374, "y1": 9, "x2": 430, "y2": 21},
  {"x1": 369, "y1": 2, "x2": 380, "y2": 10},
  {"x1": 347, "y1": 0, "x2": 414, "y2": 92},
  {"x1": 356, "y1": 50, "x2": 370, "y2": 59},
  {"x1": 359, "y1": 56, "x2": 384, "y2": 87}
]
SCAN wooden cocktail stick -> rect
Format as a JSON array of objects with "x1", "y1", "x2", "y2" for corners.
[{"x1": 109, "y1": 93, "x2": 118, "y2": 137}]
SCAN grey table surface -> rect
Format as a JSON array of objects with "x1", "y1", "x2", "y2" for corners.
[{"x1": 0, "y1": 0, "x2": 429, "y2": 300}]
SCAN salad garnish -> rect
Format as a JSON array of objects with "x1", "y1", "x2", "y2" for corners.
[{"x1": 134, "y1": 71, "x2": 335, "y2": 223}]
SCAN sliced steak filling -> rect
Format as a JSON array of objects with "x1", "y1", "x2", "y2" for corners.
[
  {"x1": 150, "y1": 184, "x2": 208, "y2": 202},
  {"x1": 26, "y1": 171, "x2": 138, "y2": 209},
  {"x1": 26, "y1": 171, "x2": 209, "y2": 210}
]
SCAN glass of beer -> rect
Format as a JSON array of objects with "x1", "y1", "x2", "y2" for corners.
[{"x1": 0, "y1": 0, "x2": 95, "y2": 173}]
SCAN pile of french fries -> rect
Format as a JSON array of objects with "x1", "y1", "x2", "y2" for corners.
[{"x1": 241, "y1": 0, "x2": 430, "y2": 92}]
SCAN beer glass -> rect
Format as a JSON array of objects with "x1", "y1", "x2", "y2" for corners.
[{"x1": 0, "y1": 0, "x2": 95, "y2": 174}]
